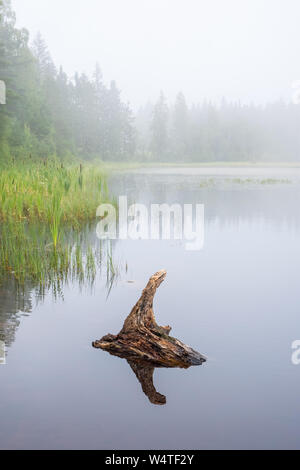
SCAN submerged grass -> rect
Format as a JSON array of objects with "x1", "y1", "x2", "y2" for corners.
[{"x1": 0, "y1": 221, "x2": 119, "y2": 294}]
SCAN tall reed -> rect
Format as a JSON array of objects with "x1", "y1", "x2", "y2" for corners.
[{"x1": 0, "y1": 157, "x2": 111, "y2": 226}]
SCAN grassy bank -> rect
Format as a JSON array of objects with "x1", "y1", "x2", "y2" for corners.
[
  {"x1": 0, "y1": 158, "x2": 117, "y2": 290},
  {"x1": 0, "y1": 158, "x2": 111, "y2": 225}
]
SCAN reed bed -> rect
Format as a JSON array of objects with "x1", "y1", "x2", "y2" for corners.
[
  {"x1": 0, "y1": 158, "x2": 118, "y2": 291},
  {"x1": 0, "y1": 221, "x2": 118, "y2": 292},
  {"x1": 0, "y1": 158, "x2": 110, "y2": 225}
]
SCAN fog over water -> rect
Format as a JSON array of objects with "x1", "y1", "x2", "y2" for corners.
[
  {"x1": 1, "y1": 169, "x2": 300, "y2": 449},
  {"x1": 2, "y1": 0, "x2": 300, "y2": 451}
]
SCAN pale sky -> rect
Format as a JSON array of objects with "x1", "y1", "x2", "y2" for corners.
[{"x1": 12, "y1": 0, "x2": 300, "y2": 109}]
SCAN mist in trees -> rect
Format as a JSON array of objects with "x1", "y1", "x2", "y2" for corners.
[
  {"x1": 1, "y1": 0, "x2": 300, "y2": 163},
  {"x1": 0, "y1": 0, "x2": 135, "y2": 161},
  {"x1": 136, "y1": 93, "x2": 300, "y2": 163}
]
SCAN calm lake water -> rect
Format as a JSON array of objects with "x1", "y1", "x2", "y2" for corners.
[{"x1": 1, "y1": 167, "x2": 300, "y2": 450}]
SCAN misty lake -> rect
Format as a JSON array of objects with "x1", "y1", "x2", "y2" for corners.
[{"x1": 1, "y1": 166, "x2": 300, "y2": 450}]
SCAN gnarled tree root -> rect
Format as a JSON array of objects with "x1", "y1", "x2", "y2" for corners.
[{"x1": 93, "y1": 270, "x2": 206, "y2": 369}]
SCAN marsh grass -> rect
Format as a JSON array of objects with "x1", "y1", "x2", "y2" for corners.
[
  {"x1": 0, "y1": 158, "x2": 119, "y2": 293},
  {"x1": 0, "y1": 157, "x2": 110, "y2": 225},
  {"x1": 0, "y1": 221, "x2": 119, "y2": 295}
]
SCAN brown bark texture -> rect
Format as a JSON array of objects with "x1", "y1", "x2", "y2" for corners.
[{"x1": 93, "y1": 270, "x2": 206, "y2": 369}]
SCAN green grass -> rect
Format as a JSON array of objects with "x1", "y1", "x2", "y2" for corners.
[
  {"x1": 0, "y1": 157, "x2": 118, "y2": 292},
  {"x1": 0, "y1": 221, "x2": 119, "y2": 294},
  {"x1": 0, "y1": 157, "x2": 111, "y2": 225}
]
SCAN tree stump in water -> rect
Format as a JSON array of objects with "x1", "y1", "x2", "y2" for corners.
[{"x1": 93, "y1": 270, "x2": 206, "y2": 369}]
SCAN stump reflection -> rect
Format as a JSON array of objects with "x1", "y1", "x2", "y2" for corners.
[
  {"x1": 127, "y1": 360, "x2": 166, "y2": 405},
  {"x1": 93, "y1": 270, "x2": 206, "y2": 405}
]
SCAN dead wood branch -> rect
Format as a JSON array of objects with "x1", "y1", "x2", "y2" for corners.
[{"x1": 93, "y1": 270, "x2": 206, "y2": 369}]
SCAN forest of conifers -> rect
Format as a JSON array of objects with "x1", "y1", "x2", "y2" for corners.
[{"x1": 1, "y1": 0, "x2": 300, "y2": 163}]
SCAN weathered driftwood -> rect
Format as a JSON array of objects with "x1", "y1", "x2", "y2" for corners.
[{"x1": 93, "y1": 270, "x2": 206, "y2": 369}]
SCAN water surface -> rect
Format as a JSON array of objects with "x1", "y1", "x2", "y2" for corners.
[{"x1": 1, "y1": 167, "x2": 300, "y2": 450}]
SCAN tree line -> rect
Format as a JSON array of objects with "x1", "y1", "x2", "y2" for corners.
[
  {"x1": 0, "y1": 0, "x2": 135, "y2": 161},
  {"x1": 137, "y1": 92, "x2": 300, "y2": 162},
  {"x1": 1, "y1": 0, "x2": 300, "y2": 163}
]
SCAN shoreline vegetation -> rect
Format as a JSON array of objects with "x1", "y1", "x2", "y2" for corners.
[
  {"x1": 0, "y1": 157, "x2": 298, "y2": 291},
  {"x1": 0, "y1": 158, "x2": 117, "y2": 291},
  {"x1": 1, "y1": 0, "x2": 300, "y2": 295},
  {"x1": 0, "y1": 157, "x2": 111, "y2": 224}
]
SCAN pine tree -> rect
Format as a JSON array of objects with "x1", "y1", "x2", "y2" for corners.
[
  {"x1": 172, "y1": 92, "x2": 189, "y2": 159},
  {"x1": 150, "y1": 92, "x2": 169, "y2": 159}
]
